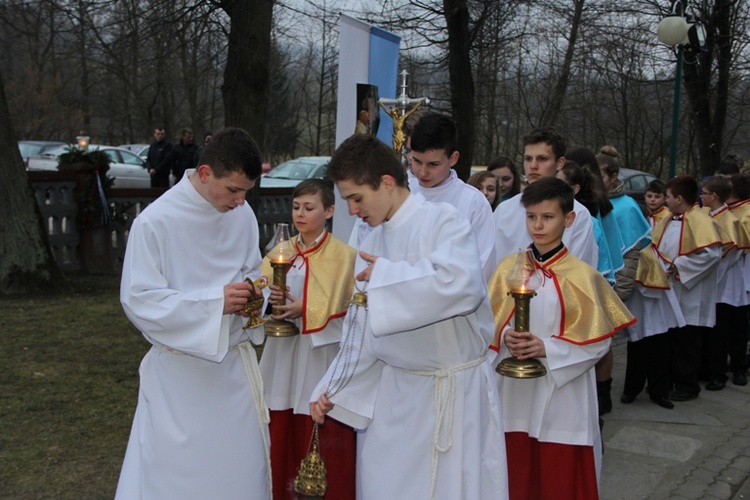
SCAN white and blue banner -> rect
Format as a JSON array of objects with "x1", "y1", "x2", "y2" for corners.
[{"x1": 333, "y1": 14, "x2": 400, "y2": 240}]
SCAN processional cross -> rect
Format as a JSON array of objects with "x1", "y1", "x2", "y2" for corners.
[{"x1": 378, "y1": 69, "x2": 430, "y2": 158}]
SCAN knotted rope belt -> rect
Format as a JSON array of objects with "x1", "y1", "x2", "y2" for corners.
[{"x1": 400, "y1": 352, "x2": 488, "y2": 500}]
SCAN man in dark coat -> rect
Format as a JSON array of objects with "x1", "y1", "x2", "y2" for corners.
[
  {"x1": 172, "y1": 128, "x2": 199, "y2": 183},
  {"x1": 146, "y1": 127, "x2": 173, "y2": 188}
]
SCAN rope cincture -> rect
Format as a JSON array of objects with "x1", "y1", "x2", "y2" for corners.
[{"x1": 403, "y1": 353, "x2": 488, "y2": 500}]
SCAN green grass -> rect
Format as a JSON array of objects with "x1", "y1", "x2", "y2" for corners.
[{"x1": 0, "y1": 274, "x2": 148, "y2": 499}]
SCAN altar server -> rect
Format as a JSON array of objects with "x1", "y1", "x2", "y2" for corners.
[
  {"x1": 494, "y1": 127, "x2": 598, "y2": 268},
  {"x1": 117, "y1": 128, "x2": 271, "y2": 499},
  {"x1": 311, "y1": 134, "x2": 508, "y2": 500},
  {"x1": 488, "y1": 177, "x2": 634, "y2": 499},
  {"x1": 652, "y1": 175, "x2": 722, "y2": 401},
  {"x1": 408, "y1": 113, "x2": 497, "y2": 281},
  {"x1": 259, "y1": 179, "x2": 357, "y2": 499}
]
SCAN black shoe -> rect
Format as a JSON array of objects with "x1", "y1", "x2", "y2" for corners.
[
  {"x1": 705, "y1": 379, "x2": 726, "y2": 391},
  {"x1": 733, "y1": 372, "x2": 747, "y2": 386},
  {"x1": 651, "y1": 397, "x2": 675, "y2": 409},
  {"x1": 620, "y1": 394, "x2": 636, "y2": 404},
  {"x1": 670, "y1": 390, "x2": 698, "y2": 402}
]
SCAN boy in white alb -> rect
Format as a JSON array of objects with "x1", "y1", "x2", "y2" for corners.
[
  {"x1": 698, "y1": 176, "x2": 746, "y2": 391},
  {"x1": 651, "y1": 175, "x2": 722, "y2": 401},
  {"x1": 310, "y1": 134, "x2": 508, "y2": 500},
  {"x1": 493, "y1": 127, "x2": 598, "y2": 268},
  {"x1": 259, "y1": 179, "x2": 357, "y2": 499},
  {"x1": 117, "y1": 128, "x2": 271, "y2": 499},
  {"x1": 488, "y1": 177, "x2": 634, "y2": 499},
  {"x1": 408, "y1": 113, "x2": 497, "y2": 281}
]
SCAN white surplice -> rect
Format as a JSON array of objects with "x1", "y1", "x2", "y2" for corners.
[
  {"x1": 117, "y1": 171, "x2": 270, "y2": 500},
  {"x1": 657, "y1": 222, "x2": 721, "y2": 327},
  {"x1": 494, "y1": 274, "x2": 610, "y2": 484},
  {"x1": 493, "y1": 192, "x2": 599, "y2": 267},
  {"x1": 312, "y1": 194, "x2": 508, "y2": 500},
  {"x1": 259, "y1": 252, "x2": 342, "y2": 414},
  {"x1": 409, "y1": 171, "x2": 497, "y2": 281}
]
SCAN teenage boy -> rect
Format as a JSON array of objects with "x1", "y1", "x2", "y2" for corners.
[
  {"x1": 651, "y1": 175, "x2": 722, "y2": 401},
  {"x1": 699, "y1": 176, "x2": 747, "y2": 389},
  {"x1": 726, "y1": 174, "x2": 750, "y2": 371},
  {"x1": 259, "y1": 179, "x2": 357, "y2": 499},
  {"x1": 409, "y1": 113, "x2": 496, "y2": 281},
  {"x1": 645, "y1": 179, "x2": 669, "y2": 228},
  {"x1": 488, "y1": 177, "x2": 634, "y2": 499},
  {"x1": 494, "y1": 127, "x2": 598, "y2": 268},
  {"x1": 310, "y1": 134, "x2": 508, "y2": 500},
  {"x1": 117, "y1": 128, "x2": 271, "y2": 499}
]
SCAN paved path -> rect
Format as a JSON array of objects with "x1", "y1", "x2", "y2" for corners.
[{"x1": 600, "y1": 339, "x2": 750, "y2": 499}]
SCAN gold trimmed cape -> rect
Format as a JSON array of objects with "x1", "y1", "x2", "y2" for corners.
[
  {"x1": 728, "y1": 199, "x2": 750, "y2": 250},
  {"x1": 261, "y1": 232, "x2": 356, "y2": 334},
  {"x1": 648, "y1": 205, "x2": 669, "y2": 228},
  {"x1": 634, "y1": 246, "x2": 670, "y2": 290},
  {"x1": 487, "y1": 248, "x2": 635, "y2": 348},
  {"x1": 651, "y1": 204, "x2": 722, "y2": 261},
  {"x1": 709, "y1": 206, "x2": 739, "y2": 258}
]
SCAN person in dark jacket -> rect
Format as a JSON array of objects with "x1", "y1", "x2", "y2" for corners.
[
  {"x1": 172, "y1": 128, "x2": 199, "y2": 183},
  {"x1": 146, "y1": 127, "x2": 173, "y2": 188}
]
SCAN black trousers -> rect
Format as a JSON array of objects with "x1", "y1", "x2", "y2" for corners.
[
  {"x1": 623, "y1": 333, "x2": 671, "y2": 400},
  {"x1": 704, "y1": 303, "x2": 748, "y2": 380},
  {"x1": 670, "y1": 325, "x2": 704, "y2": 396}
]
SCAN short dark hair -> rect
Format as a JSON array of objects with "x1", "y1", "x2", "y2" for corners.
[
  {"x1": 666, "y1": 175, "x2": 698, "y2": 205},
  {"x1": 645, "y1": 179, "x2": 666, "y2": 195},
  {"x1": 730, "y1": 172, "x2": 750, "y2": 200},
  {"x1": 717, "y1": 159, "x2": 741, "y2": 176},
  {"x1": 328, "y1": 134, "x2": 407, "y2": 189},
  {"x1": 409, "y1": 113, "x2": 458, "y2": 156},
  {"x1": 521, "y1": 176, "x2": 575, "y2": 214},
  {"x1": 293, "y1": 178, "x2": 335, "y2": 208},
  {"x1": 702, "y1": 176, "x2": 732, "y2": 203},
  {"x1": 198, "y1": 127, "x2": 262, "y2": 180},
  {"x1": 522, "y1": 128, "x2": 566, "y2": 160},
  {"x1": 181, "y1": 128, "x2": 193, "y2": 136}
]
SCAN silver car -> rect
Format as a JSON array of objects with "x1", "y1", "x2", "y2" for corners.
[
  {"x1": 260, "y1": 156, "x2": 331, "y2": 188},
  {"x1": 26, "y1": 144, "x2": 151, "y2": 189}
]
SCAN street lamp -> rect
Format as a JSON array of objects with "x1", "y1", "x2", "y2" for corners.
[
  {"x1": 657, "y1": 1, "x2": 707, "y2": 178},
  {"x1": 76, "y1": 132, "x2": 90, "y2": 152}
]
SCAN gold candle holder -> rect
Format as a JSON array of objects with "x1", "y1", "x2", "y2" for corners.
[
  {"x1": 496, "y1": 250, "x2": 547, "y2": 379},
  {"x1": 263, "y1": 223, "x2": 300, "y2": 337},
  {"x1": 263, "y1": 259, "x2": 300, "y2": 337}
]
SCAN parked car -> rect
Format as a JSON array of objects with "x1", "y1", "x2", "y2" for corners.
[
  {"x1": 18, "y1": 140, "x2": 66, "y2": 163},
  {"x1": 26, "y1": 144, "x2": 151, "y2": 188},
  {"x1": 620, "y1": 167, "x2": 657, "y2": 197},
  {"x1": 119, "y1": 143, "x2": 151, "y2": 160},
  {"x1": 260, "y1": 156, "x2": 331, "y2": 188}
]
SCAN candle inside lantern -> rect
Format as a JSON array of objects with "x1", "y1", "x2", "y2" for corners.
[
  {"x1": 263, "y1": 223, "x2": 300, "y2": 337},
  {"x1": 496, "y1": 248, "x2": 547, "y2": 378}
]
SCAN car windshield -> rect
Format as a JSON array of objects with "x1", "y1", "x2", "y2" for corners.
[
  {"x1": 19, "y1": 144, "x2": 47, "y2": 157},
  {"x1": 38, "y1": 145, "x2": 75, "y2": 157},
  {"x1": 266, "y1": 160, "x2": 321, "y2": 180}
]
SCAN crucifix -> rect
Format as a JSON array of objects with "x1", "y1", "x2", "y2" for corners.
[{"x1": 378, "y1": 69, "x2": 430, "y2": 158}]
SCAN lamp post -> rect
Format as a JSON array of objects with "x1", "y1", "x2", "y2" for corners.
[
  {"x1": 656, "y1": 1, "x2": 707, "y2": 178},
  {"x1": 76, "y1": 132, "x2": 90, "y2": 152}
]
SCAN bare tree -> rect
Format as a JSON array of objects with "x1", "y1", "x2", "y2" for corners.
[
  {"x1": 221, "y1": 0, "x2": 273, "y2": 145},
  {"x1": 0, "y1": 71, "x2": 60, "y2": 293}
]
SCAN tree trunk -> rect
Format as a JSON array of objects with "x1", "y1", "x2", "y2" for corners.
[
  {"x1": 0, "y1": 71, "x2": 61, "y2": 294},
  {"x1": 681, "y1": 0, "x2": 732, "y2": 177},
  {"x1": 221, "y1": 0, "x2": 273, "y2": 145},
  {"x1": 443, "y1": 0, "x2": 474, "y2": 181},
  {"x1": 539, "y1": 0, "x2": 585, "y2": 128}
]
